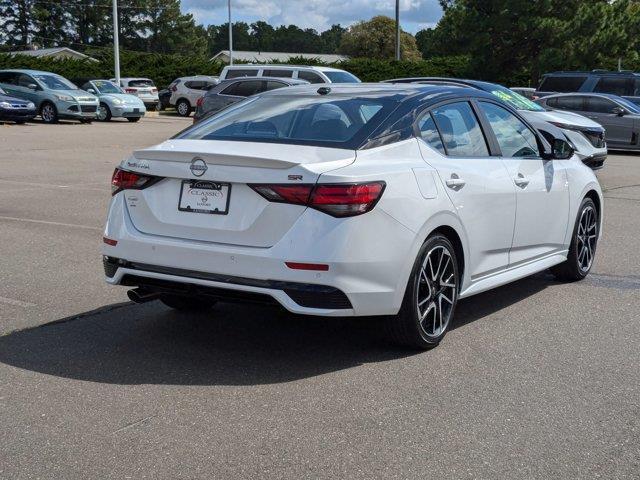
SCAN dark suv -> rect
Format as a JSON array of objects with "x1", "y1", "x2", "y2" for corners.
[{"x1": 536, "y1": 71, "x2": 640, "y2": 105}]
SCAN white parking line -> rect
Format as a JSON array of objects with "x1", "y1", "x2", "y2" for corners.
[
  {"x1": 0, "y1": 296, "x2": 36, "y2": 308},
  {"x1": 0, "y1": 216, "x2": 101, "y2": 231}
]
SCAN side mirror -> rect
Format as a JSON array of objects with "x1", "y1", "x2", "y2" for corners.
[
  {"x1": 612, "y1": 106, "x2": 626, "y2": 116},
  {"x1": 87, "y1": 88, "x2": 96, "y2": 94},
  {"x1": 552, "y1": 138, "x2": 574, "y2": 160},
  {"x1": 27, "y1": 83, "x2": 38, "y2": 90}
]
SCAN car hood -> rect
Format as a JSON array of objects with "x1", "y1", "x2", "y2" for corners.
[
  {"x1": 520, "y1": 109, "x2": 602, "y2": 129},
  {"x1": 0, "y1": 93, "x2": 34, "y2": 105},
  {"x1": 102, "y1": 93, "x2": 143, "y2": 103},
  {"x1": 56, "y1": 90, "x2": 98, "y2": 101}
]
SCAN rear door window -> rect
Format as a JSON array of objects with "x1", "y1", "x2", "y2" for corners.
[
  {"x1": 539, "y1": 76, "x2": 587, "y2": 92},
  {"x1": 221, "y1": 80, "x2": 263, "y2": 97},
  {"x1": 554, "y1": 96, "x2": 586, "y2": 111},
  {"x1": 297, "y1": 71, "x2": 324, "y2": 84},
  {"x1": 264, "y1": 81, "x2": 287, "y2": 91},
  {"x1": 263, "y1": 69, "x2": 293, "y2": 78},
  {"x1": 418, "y1": 113, "x2": 446, "y2": 154},
  {"x1": 430, "y1": 102, "x2": 490, "y2": 157},
  {"x1": 225, "y1": 69, "x2": 258, "y2": 79},
  {"x1": 593, "y1": 77, "x2": 634, "y2": 96},
  {"x1": 0, "y1": 72, "x2": 18, "y2": 85}
]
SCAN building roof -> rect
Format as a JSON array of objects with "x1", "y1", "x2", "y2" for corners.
[
  {"x1": 211, "y1": 50, "x2": 348, "y2": 64},
  {"x1": 7, "y1": 47, "x2": 98, "y2": 62}
]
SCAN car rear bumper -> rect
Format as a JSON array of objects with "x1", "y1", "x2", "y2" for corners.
[{"x1": 102, "y1": 193, "x2": 415, "y2": 316}]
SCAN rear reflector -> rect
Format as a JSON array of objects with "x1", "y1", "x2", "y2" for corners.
[
  {"x1": 285, "y1": 262, "x2": 329, "y2": 271},
  {"x1": 111, "y1": 167, "x2": 161, "y2": 195},
  {"x1": 249, "y1": 181, "x2": 385, "y2": 217},
  {"x1": 103, "y1": 236, "x2": 118, "y2": 246}
]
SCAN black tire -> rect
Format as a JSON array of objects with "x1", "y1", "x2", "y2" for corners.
[
  {"x1": 126, "y1": 117, "x2": 141, "y2": 122},
  {"x1": 551, "y1": 197, "x2": 599, "y2": 282},
  {"x1": 97, "y1": 103, "x2": 112, "y2": 121},
  {"x1": 386, "y1": 234, "x2": 460, "y2": 350},
  {"x1": 40, "y1": 102, "x2": 58, "y2": 124},
  {"x1": 176, "y1": 99, "x2": 191, "y2": 117},
  {"x1": 159, "y1": 294, "x2": 217, "y2": 312},
  {"x1": 155, "y1": 102, "x2": 163, "y2": 111}
]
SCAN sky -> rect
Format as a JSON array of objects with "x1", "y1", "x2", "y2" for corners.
[{"x1": 181, "y1": 0, "x2": 444, "y2": 34}]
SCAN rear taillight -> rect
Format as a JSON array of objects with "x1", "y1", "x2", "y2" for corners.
[
  {"x1": 171, "y1": 85, "x2": 177, "y2": 91},
  {"x1": 249, "y1": 181, "x2": 385, "y2": 217},
  {"x1": 111, "y1": 167, "x2": 160, "y2": 195},
  {"x1": 152, "y1": 88, "x2": 158, "y2": 93},
  {"x1": 125, "y1": 88, "x2": 136, "y2": 93}
]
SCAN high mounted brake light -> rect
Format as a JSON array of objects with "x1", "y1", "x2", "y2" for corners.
[
  {"x1": 111, "y1": 167, "x2": 160, "y2": 195},
  {"x1": 249, "y1": 181, "x2": 386, "y2": 218}
]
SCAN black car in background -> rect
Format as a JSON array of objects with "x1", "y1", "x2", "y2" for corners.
[
  {"x1": 0, "y1": 85, "x2": 37, "y2": 123},
  {"x1": 193, "y1": 77, "x2": 308, "y2": 123},
  {"x1": 157, "y1": 88, "x2": 171, "y2": 111},
  {"x1": 535, "y1": 70, "x2": 640, "y2": 106}
]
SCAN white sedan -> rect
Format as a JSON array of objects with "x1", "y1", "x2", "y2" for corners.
[{"x1": 102, "y1": 83, "x2": 603, "y2": 349}]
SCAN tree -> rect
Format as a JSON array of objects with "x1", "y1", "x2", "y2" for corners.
[
  {"x1": 339, "y1": 16, "x2": 422, "y2": 61},
  {"x1": 0, "y1": 0, "x2": 35, "y2": 47},
  {"x1": 320, "y1": 24, "x2": 346, "y2": 53}
]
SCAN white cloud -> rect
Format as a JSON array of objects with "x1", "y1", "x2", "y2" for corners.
[{"x1": 181, "y1": 0, "x2": 443, "y2": 33}]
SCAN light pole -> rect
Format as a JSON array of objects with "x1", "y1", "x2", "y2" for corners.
[
  {"x1": 112, "y1": 0, "x2": 120, "y2": 85},
  {"x1": 228, "y1": 0, "x2": 233, "y2": 65},
  {"x1": 395, "y1": 0, "x2": 400, "y2": 61}
]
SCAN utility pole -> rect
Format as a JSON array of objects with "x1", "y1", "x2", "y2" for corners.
[
  {"x1": 228, "y1": 0, "x2": 233, "y2": 65},
  {"x1": 395, "y1": 0, "x2": 401, "y2": 61},
  {"x1": 112, "y1": 0, "x2": 120, "y2": 85}
]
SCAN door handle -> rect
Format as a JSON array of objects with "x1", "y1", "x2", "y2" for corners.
[
  {"x1": 514, "y1": 173, "x2": 529, "y2": 188},
  {"x1": 445, "y1": 174, "x2": 466, "y2": 189}
]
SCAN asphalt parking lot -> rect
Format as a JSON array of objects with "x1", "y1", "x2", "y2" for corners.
[{"x1": 1, "y1": 116, "x2": 639, "y2": 479}]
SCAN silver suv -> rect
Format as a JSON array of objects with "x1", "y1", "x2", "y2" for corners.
[
  {"x1": 168, "y1": 75, "x2": 218, "y2": 117},
  {"x1": 218, "y1": 65, "x2": 360, "y2": 84}
]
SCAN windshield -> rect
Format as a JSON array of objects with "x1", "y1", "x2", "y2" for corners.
[
  {"x1": 34, "y1": 74, "x2": 78, "y2": 91},
  {"x1": 178, "y1": 94, "x2": 399, "y2": 149},
  {"x1": 93, "y1": 80, "x2": 122, "y2": 94},
  {"x1": 488, "y1": 84, "x2": 544, "y2": 111},
  {"x1": 324, "y1": 71, "x2": 361, "y2": 83}
]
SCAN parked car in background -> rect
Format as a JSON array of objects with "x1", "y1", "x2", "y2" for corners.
[
  {"x1": 219, "y1": 65, "x2": 360, "y2": 83},
  {"x1": 157, "y1": 88, "x2": 171, "y2": 111},
  {"x1": 510, "y1": 87, "x2": 536, "y2": 99},
  {"x1": 193, "y1": 77, "x2": 308, "y2": 123},
  {"x1": 536, "y1": 70, "x2": 640, "y2": 106},
  {"x1": 73, "y1": 78, "x2": 145, "y2": 122},
  {"x1": 385, "y1": 77, "x2": 607, "y2": 169},
  {"x1": 168, "y1": 75, "x2": 218, "y2": 117},
  {"x1": 536, "y1": 92, "x2": 640, "y2": 151},
  {"x1": 103, "y1": 83, "x2": 602, "y2": 350},
  {"x1": 0, "y1": 85, "x2": 37, "y2": 123},
  {"x1": 0, "y1": 69, "x2": 98, "y2": 123},
  {"x1": 110, "y1": 77, "x2": 159, "y2": 110}
]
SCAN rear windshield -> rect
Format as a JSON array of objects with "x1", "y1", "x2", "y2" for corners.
[
  {"x1": 177, "y1": 94, "x2": 399, "y2": 149},
  {"x1": 128, "y1": 79, "x2": 154, "y2": 87},
  {"x1": 538, "y1": 75, "x2": 587, "y2": 92},
  {"x1": 324, "y1": 71, "x2": 361, "y2": 83}
]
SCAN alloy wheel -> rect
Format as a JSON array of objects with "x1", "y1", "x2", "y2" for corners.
[
  {"x1": 416, "y1": 245, "x2": 457, "y2": 338},
  {"x1": 178, "y1": 102, "x2": 188, "y2": 116},
  {"x1": 41, "y1": 104, "x2": 55, "y2": 122},
  {"x1": 576, "y1": 205, "x2": 597, "y2": 272},
  {"x1": 97, "y1": 105, "x2": 107, "y2": 121}
]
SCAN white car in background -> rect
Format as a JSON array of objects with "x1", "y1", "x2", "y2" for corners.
[
  {"x1": 219, "y1": 64, "x2": 361, "y2": 84},
  {"x1": 103, "y1": 84, "x2": 602, "y2": 350},
  {"x1": 168, "y1": 75, "x2": 219, "y2": 117},
  {"x1": 111, "y1": 77, "x2": 159, "y2": 110}
]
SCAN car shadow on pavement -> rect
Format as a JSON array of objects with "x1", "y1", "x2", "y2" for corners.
[{"x1": 0, "y1": 274, "x2": 551, "y2": 386}]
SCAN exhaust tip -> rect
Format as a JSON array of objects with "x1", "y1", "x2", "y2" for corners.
[{"x1": 127, "y1": 288, "x2": 159, "y2": 304}]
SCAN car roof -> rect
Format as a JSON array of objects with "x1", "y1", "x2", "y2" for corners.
[
  {"x1": 178, "y1": 75, "x2": 218, "y2": 80},
  {"x1": 542, "y1": 70, "x2": 640, "y2": 77},
  {"x1": 1, "y1": 69, "x2": 60, "y2": 75},
  {"x1": 539, "y1": 92, "x2": 627, "y2": 101},
  {"x1": 383, "y1": 77, "x2": 498, "y2": 91},
  {"x1": 223, "y1": 65, "x2": 347, "y2": 72},
  {"x1": 219, "y1": 77, "x2": 308, "y2": 85}
]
